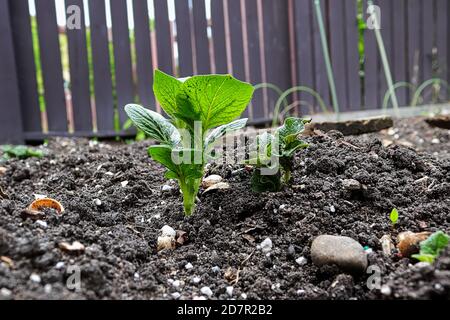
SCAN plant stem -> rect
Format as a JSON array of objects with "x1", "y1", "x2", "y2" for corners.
[
  {"x1": 179, "y1": 177, "x2": 202, "y2": 216},
  {"x1": 283, "y1": 170, "x2": 292, "y2": 184}
]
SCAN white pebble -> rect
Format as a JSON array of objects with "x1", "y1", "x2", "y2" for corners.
[
  {"x1": 279, "y1": 204, "x2": 287, "y2": 210},
  {"x1": 185, "y1": 262, "x2": 193, "y2": 270},
  {"x1": 44, "y1": 284, "x2": 52, "y2": 294},
  {"x1": 162, "y1": 185, "x2": 172, "y2": 192},
  {"x1": 295, "y1": 257, "x2": 307, "y2": 266},
  {"x1": 121, "y1": 181, "x2": 129, "y2": 187},
  {"x1": 211, "y1": 266, "x2": 221, "y2": 273},
  {"x1": 35, "y1": 220, "x2": 48, "y2": 229},
  {"x1": 259, "y1": 238, "x2": 273, "y2": 253},
  {"x1": 105, "y1": 171, "x2": 114, "y2": 176},
  {"x1": 193, "y1": 296, "x2": 207, "y2": 300},
  {"x1": 134, "y1": 272, "x2": 140, "y2": 280},
  {"x1": 380, "y1": 285, "x2": 392, "y2": 296},
  {"x1": 55, "y1": 262, "x2": 65, "y2": 269},
  {"x1": 431, "y1": 138, "x2": 440, "y2": 144},
  {"x1": 94, "y1": 198, "x2": 102, "y2": 206},
  {"x1": 200, "y1": 286, "x2": 213, "y2": 298},
  {"x1": 172, "y1": 280, "x2": 181, "y2": 288},
  {"x1": 226, "y1": 286, "x2": 234, "y2": 297},
  {"x1": 171, "y1": 292, "x2": 181, "y2": 299},
  {"x1": 240, "y1": 293, "x2": 247, "y2": 299},
  {"x1": 296, "y1": 289, "x2": 306, "y2": 295},
  {"x1": 330, "y1": 205, "x2": 336, "y2": 213},
  {"x1": 0, "y1": 288, "x2": 12, "y2": 298},
  {"x1": 160, "y1": 225, "x2": 176, "y2": 237},
  {"x1": 192, "y1": 276, "x2": 201, "y2": 284},
  {"x1": 30, "y1": 273, "x2": 41, "y2": 283}
]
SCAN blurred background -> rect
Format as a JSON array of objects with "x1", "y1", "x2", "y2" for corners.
[{"x1": 0, "y1": 0, "x2": 449, "y2": 144}]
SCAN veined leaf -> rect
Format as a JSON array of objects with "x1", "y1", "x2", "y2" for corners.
[
  {"x1": 125, "y1": 104, "x2": 180, "y2": 146},
  {"x1": 153, "y1": 70, "x2": 183, "y2": 118},
  {"x1": 204, "y1": 118, "x2": 248, "y2": 149},
  {"x1": 175, "y1": 74, "x2": 254, "y2": 131},
  {"x1": 276, "y1": 117, "x2": 311, "y2": 145}
]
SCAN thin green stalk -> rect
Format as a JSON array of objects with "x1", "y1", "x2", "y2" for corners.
[
  {"x1": 314, "y1": 0, "x2": 340, "y2": 119},
  {"x1": 367, "y1": 0, "x2": 398, "y2": 116},
  {"x1": 411, "y1": 78, "x2": 449, "y2": 107},
  {"x1": 382, "y1": 81, "x2": 414, "y2": 111}
]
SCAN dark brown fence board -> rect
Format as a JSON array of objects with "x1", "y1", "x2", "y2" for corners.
[
  {"x1": 174, "y1": 0, "x2": 194, "y2": 77},
  {"x1": 110, "y1": 0, "x2": 134, "y2": 125},
  {"x1": 245, "y1": 0, "x2": 264, "y2": 121},
  {"x1": 89, "y1": 0, "x2": 114, "y2": 132},
  {"x1": 211, "y1": 0, "x2": 228, "y2": 74},
  {"x1": 154, "y1": 0, "x2": 173, "y2": 75},
  {"x1": 294, "y1": 0, "x2": 315, "y2": 113},
  {"x1": 35, "y1": 0, "x2": 67, "y2": 132},
  {"x1": 0, "y1": 0, "x2": 23, "y2": 143},
  {"x1": 312, "y1": 0, "x2": 330, "y2": 109},
  {"x1": 436, "y1": 0, "x2": 448, "y2": 100},
  {"x1": 66, "y1": 0, "x2": 92, "y2": 132},
  {"x1": 392, "y1": 0, "x2": 408, "y2": 105},
  {"x1": 192, "y1": 0, "x2": 210, "y2": 74},
  {"x1": 344, "y1": 0, "x2": 361, "y2": 110},
  {"x1": 421, "y1": 0, "x2": 434, "y2": 103},
  {"x1": 8, "y1": 0, "x2": 41, "y2": 133},
  {"x1": 133, "y1": 0, "x2": 155, "y2": 108},
  {"x1": 378, "y1": 0, "x2": 392, "y2": 108},
  {"x1": 363, "y1": 1, "x2": 379, "y2": 109},
  {"x1": 407, "y1": 0, "x2": 422, "y2": 89},
  {"x1": 262, "y1": 0, "x2": 292, "y2": 116}
]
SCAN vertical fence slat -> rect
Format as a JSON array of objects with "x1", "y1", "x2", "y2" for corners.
[
  {"x1": 363, "y1": 1, "x2": 379, "y2": 109},
  {"x1": 378, "y1": 0, "x2": 392, "y2": 109},
  {"x1": 110, "y1": 0, "x2": 134, "y2": 126},
  {"x1": 133, "y1": 0, "x2": 155, "y2": 109},
  {"x1": 211, "y1": 0, "x2": 228, "y2": 74},
  {"x1": 421, "y1": 0, "x2": 434, "y2": 103},
  {"x1": 392, "y1": 0, "x2": 408, "y2": 105},
  {"x1": 89, "y1": 0, "x2": 114, "y2": 132},
  {"x1": 312, "y1": 0, "x2": 330, "y2": 109},
  {"x1": 294, "y1": 0, "x2": 316, "y2": 113},
  {"x1": 0, "y1": 0, "x2": 23, "y2": 143},
  {"x1": 329, "y1": 0, "x2": 348, "y2": 111},
  {"x1": 408, "y1": 0, "x2": 422, "y2": 90},
  {"x1": 436, "y1": 0, "x2": 448, "y2": 100},
  {"x1": 192, "y1": 0, "x2": 210, "y2": 74},
  {"x1": 8, "y1": 0, "x2": 41, "y2": 134},
  {"x1": 66, "y1": 0, "x2": 92, "y2": 132},
  {"x1": 344, "y1": 0, "x2": 361, "y2": 110},
  {"x1": 262, "y1": 0, "x2": 292, "y2": 116},
  {"x1": 175, "y1": 0, "x2": 194, "y2": 77},
  {"x1": 35, "y1": 0, "x2": 67, "y2": 132},
  {"x1": 154, "y1": 0, "x2": 173, "y2": 75},
  {"x1": 245, "y1": 0, "x2": 264, "y2": 121}
]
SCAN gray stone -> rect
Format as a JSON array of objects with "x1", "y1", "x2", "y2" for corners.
[{"x1": 311, "y1": 235, "x2": 368, "y2": 273}]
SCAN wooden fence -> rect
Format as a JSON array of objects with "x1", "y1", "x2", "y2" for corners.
[{"x1": 0, "y1": 0, "x2": 449, "y2": 144}]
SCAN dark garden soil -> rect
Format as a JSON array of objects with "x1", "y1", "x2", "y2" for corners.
[{"x1": 0, "y1": 116, "x2": 449, "y2": 300}]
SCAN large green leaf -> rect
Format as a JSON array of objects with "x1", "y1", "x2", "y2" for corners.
[
  {"x1": 153, "y1": 70, "x2": 183, "y2": 118},
  {"x1": 125, "y1": 104, "x2": 180, "y2": 146},
  {"x1": 204, "y1": 118, "x2": 248, "y2": 149},
  {"x1": 175, "y1": 74, "x2": 254, "y2": 131}
]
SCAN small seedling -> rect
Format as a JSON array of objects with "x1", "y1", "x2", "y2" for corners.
[
  {"x1": 412, "y1": 231, "x2": 449, "y2": 263},
  {"x1": 389, "y1": 208, "x2": 399, "y2": 226},
  {"x1": 1, "y1": 145, "x2": 44, "y2": 160},
  {"x1": 125, "y1": 70, "x2": 253, "y2": 216},
  {"x1": 247, "y1": 117, "x2": 310, "y2": 192}
]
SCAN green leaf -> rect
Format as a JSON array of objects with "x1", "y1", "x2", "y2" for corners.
[
  {"x1": 412, "y1": 231, "x2": 449, "y2": 263},
  {"x1": 276, "y1": 117, "x2": 310, "y2": 145},
  {"x1": 153, "y1": 70, "x2": 183, "y2": 118},
  {"x1": 246, "y1": 132, "x2": 275, "y2": 166},
  {"x1": 175, "y1": 74, "x2": 254, "y2": 131},
  {"x1": 389, "y1": 208, "x2": 399, "y2": 225},
  {"x1": 204, "y1": 118, "x2": 248, "y2": 148},
  {"x1": 250, "y1": 168, "x2": 282, "y2": 192},
  {"x1": 125, "y1": 104, "x2": 180, "y2": 146},
  {"x1": 1, "y1": 145, "x2": 43, "y2": 159},
  {"x1": 282, "y1": 140, "x2": 309, "y2": 157}
]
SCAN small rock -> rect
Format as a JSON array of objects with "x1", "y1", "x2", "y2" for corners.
[
  {"x1": 35, "y1": 220, "x2": 48, "y2": 229},
  {"x1": 134, "y1": 272, "x2": 140, "y2": 280},
  {"x1": 59, "y1": 241, "x2": 85, "y2": 254},
  {"x1": 397, "y1": 231, "x2": 431, "y2": 257},
  {"x1": 295, "y1": 256, "x2": 307, "y2": 266},
  {"x1": 279, "y1": 204, "x2": 287, "y2": 211},
  {"x1": 240, "y1": 293, "x2": 247, "y2": 299},
  {"x1": 192, "y1": 276, "x2": 201, "y2": 284},
  {"x1": 311, "y1": 235, "x2": 368, "y2": 273},
  {"x1": 380, "y1": 285, "x2": 392, "y2": 296},
  {"x1": 211, "y1": 266, "x2": 221, "y2": 273},
  {"x1": 0, "y1": 167, "x2": 7, "y2": 176},
  {"x1": 161, "y1": 225, "x2": 176, "y2": 237},
  {"x1": 30, "y1": 273, "x2": 41, "y2": 283},
  {"x1": 203, "y1": 182, "x2": 230, "y2": 194},
  {"x1": 193, "y1": 296, "x2": 206, "y2": 300},
  {"x1": 93, "y1": 198, "x2": 102, "y2": 206},
  {"x1": 259, "y1": 238, "x2": 273, "y2": 253},
  {"x1": 121, "y1": 181, "x2": 129, "y2": 187},
  {"x1": 44, "y1": 284, "x2": 52, "y2": 294},
  {"x1": 171, "y1": 292, "x2": 181, "y2": 299},
  {"x1": 55, "y1": 261, "x2": 65, "y2": 269},
  {"x1": 162, "y1": 185, "x2": 172, "y2": 192},
  {"x1": 202, "y1": 175, "x2": 223, "y2": 188},
  {"x1": 172, "y1": 280, "x2": 181, "y2": 288},
  {"x1": 185, "y1": 262, "x2": 193, "y2": 270},
  {"x1": 380, "y1": 235, "x2": 395, "y2": 256},
  {"x1": 342, "y1": 179, "x2": 361, "y2": 191},
  {"x1": 329, "y1": 205, "x2": 336, "y2": 213},
  {"x1": 0, "y1": 288, "x2": 12, "y2": 299},
  {"x1": 200, "y1": 286, "x2": 213, "y2": 298},
  {"x1": 226, "y1": 286, "x2": 234, "y2": 297},
  {"x1": 431, "y1": 138, "x2": 440, "y2": 144}
]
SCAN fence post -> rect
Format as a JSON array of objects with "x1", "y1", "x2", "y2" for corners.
[{"x1": 0, "y1": 0, "x2": 24, "y2": 144}]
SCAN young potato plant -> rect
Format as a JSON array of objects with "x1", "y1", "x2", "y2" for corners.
[
  {"x1": 125, "y1": 70, "x2": 254, "y2": 216},
  {"x1": 248, "y1": 117, "x2": 310, "y2": 192},
  {"x1": 412, "y1": 231, "x2": 449, "y2": 263}
]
